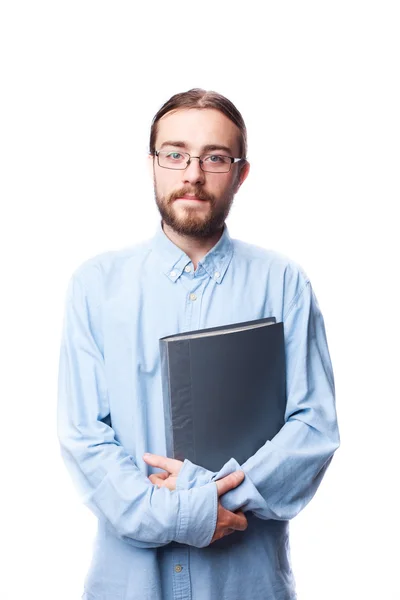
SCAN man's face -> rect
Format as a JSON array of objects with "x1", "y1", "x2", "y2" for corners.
[{"x1": 150, "y1": 108, "x2": 249, "y2": 238}]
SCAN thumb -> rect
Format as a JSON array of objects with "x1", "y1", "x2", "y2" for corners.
[{"x1": 215, "y1": 470, "x2": 245, "y2": 497}]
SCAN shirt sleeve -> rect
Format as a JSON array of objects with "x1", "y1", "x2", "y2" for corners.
[
  {"x1": 57, "y1": 271, "x2": 218, "y2": 548},
  {"x1": 176, "y1": 277, "x2": 340, "y2": 521}
]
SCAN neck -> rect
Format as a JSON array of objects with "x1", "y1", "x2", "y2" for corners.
[{"x1": 161, "y1": 222, "x2": 224, "y2": 270}]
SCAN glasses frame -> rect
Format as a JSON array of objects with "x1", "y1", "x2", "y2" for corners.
[{"x1": 154, "y1": 150, "x2": 245, "y2": 173}]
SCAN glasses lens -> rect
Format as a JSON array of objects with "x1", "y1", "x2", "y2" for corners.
[
  {"x1": 158, "y1": 151, "x2": 188, "y2": 169},
  {"x1": 201, "y1": 154, "x2": 231, "y2": 173}
]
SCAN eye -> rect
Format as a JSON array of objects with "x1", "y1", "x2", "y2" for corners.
[
  {"x1": 204, "y1": 154, "x2": 229, "y2": 163},
  {"x1": 166, "y1": 152, "x2": 184, "y2": 161}
]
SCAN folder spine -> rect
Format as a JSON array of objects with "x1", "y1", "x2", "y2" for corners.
[
  {"x1": 159, "y1": 339, "x2": 174, "y2": 459},
  {"x1": 170, "y1": 339, "x2": 196, "y2": 463},
  {"x1": 160, "y1": 339, "x2": 196, "y2": 462}
]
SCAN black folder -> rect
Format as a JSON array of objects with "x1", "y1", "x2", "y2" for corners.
[{"x1": 159, "y1": 317, "x2": 287, "y2": 472}]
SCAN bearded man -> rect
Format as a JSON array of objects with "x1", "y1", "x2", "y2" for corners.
[{"x1": 58, "y1": 88, "x2": 339, "y2": 600}]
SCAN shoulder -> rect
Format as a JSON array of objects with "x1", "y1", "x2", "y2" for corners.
[
  {"x1": 67, "y1": 238, "x2": 152, "y2": 294},
  {"x1": 231, "y1": 236, "x2": 310, "y2": 298}
]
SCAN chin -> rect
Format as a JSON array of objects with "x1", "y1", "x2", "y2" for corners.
[
  {"x1": 177, "y1": 218, "x2": 209, "y2": 232},
  {"x1": 172, "y1": 206, "x2": 209, "y2": 223}
]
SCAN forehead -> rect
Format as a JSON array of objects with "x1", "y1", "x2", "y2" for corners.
[{"x1": 156, "y1": 108, "x2": 240, "y2": 154}]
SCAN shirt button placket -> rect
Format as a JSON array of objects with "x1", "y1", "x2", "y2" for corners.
[
  {"x1": 187, "y1": 279, "x2": 206, "y2": 331},
  {"x1": 184, "y1": 274, "x2": 204, "y2": 331},
  {"x1": 172, "y1": 549, "x2": 191, "y2": 599}
]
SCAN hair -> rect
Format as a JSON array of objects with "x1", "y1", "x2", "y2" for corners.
[{"x1": 149, "y1": 88, "x2": 248, "y2": 159}]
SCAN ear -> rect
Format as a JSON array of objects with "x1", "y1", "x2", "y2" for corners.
[
  {"x1": 147, "y1": 153, "x2": 155, "y2": 179},
  {"x1": 234, "y1": 161, "x2": 250, "y2": 193}
]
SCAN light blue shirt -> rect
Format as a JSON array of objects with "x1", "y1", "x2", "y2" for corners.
[{"x1": 57, "y1": 221, "x2": 340, "y2": 600}]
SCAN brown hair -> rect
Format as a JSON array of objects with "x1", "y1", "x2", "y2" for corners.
[{"x1": 149, "y1": 88, "x2": 247, "y2": 159}]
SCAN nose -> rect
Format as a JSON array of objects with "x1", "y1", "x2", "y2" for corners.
[{"x1": 182, "y1": 157, "x2": 206, "y2": 185}]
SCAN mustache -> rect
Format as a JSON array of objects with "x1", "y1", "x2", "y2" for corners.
[{"x1": 168, "y1": 187, "x2": 215, "y2": 203}]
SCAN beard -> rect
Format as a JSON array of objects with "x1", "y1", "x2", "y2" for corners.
[{"x1": 154, "y1": 181, "x2": 236, "y2": 239}]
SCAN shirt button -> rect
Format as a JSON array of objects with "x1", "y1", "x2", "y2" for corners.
[
  {"x1": 170, "y1": 271, "x2": 177, "y2": 278},
  {"x1": 184, "y1": 265, "x2": 192, "y2": 273},
  {"x1": 214, "y1": 272, "x2": 220, "y2": 279},
  {"x1": 174, "y1": 564, "x2": 183, "y2": 573},
  {"x1": 189, "y1": 293, "x2": 197, "y2": 301}
]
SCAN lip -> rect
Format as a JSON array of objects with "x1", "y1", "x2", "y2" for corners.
[{"x1": 175, "y1": 195, "x2": 205, "y2": 202}]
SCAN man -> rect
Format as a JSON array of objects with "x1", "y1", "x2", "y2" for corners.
[{"x1": 57, "y1": 88, "x2": 340, "y2": 600}]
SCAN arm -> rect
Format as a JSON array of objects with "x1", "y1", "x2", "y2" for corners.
[
  {"x1": 176, "y1": 278, "x2": 340, "y2": 520},
  {"x1": 57, "y1": 271, "x2": 217, "y2": 548}
]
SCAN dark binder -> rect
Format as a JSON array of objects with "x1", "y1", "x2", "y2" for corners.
[{"x1": 159, "y1": 317, "x2": 287, "y2": 472}]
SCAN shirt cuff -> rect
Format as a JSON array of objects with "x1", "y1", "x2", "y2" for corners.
[
  {"x1": 177, "y1": 457, "x2": 267, "y2": 515},
  {"x1": 176, "y1": 458, "x2": 216, "y2": 489},
  {"x1": 211, "y1": 458, "x2": 266, "y2": 513},
  {"x1": 175, "y1": 481, "x2": 218, "y2": 547}
]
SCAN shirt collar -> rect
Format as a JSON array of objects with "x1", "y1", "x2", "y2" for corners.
[{"x1": 150, "y1": 220, "x2": 234, "y2": 284}]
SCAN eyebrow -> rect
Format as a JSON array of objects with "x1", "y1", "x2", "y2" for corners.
[{"x1": 159, "y1": 141, "x2": 234, "y2": 154}]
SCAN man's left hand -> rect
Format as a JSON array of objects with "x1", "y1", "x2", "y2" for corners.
[{"x1": 143, "y1": 453, "x2": 183, "y2": 491}]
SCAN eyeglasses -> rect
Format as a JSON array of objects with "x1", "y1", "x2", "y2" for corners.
[{"x1": 154, "y1": 150, "x2": 245, "y2": 173}]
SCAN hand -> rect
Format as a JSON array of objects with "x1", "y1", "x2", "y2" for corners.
[
  {"x1": 143, "y1": 453, "x2": 183, "y2": 490},
  {"x1": 144, "y1": 453, "x2": 247, "y2": 543},
  {"x1": 211, "y1": 470, "x2": 248, "y2": 543}
]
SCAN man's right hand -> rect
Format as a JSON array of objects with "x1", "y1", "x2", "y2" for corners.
[{"x1": 211, "y1": 471, "x2": 248, "y2": 543}]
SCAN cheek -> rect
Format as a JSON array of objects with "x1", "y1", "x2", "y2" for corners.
[
  {"x1": 155, "y1": 171, "x2": 178, "y2": 193},
  {"x1": 215, "y1": 177, "x2": 236, "y2": 197}
]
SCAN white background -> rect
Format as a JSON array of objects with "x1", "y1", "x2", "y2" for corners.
[{"x1": 1, "y1": 2, "x2": 399, "y2": 599}]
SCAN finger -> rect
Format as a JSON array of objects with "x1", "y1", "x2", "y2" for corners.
[
  {"x1": 156, "y1": 477, "x2": 176, "y2": 490},
  {"x1": 230, "y1": 511, "x2": 248, "y2": 531},
  {"x1": 211, "y1": 530, "x2": 225, "y2": 543},
  {"x1": 143, "y1": 453, "x2": 183, "y2": 473},
  {"x1": 215, "y1": 471, "x2": 245, "y2": 497},
  {"x1": 149, "y1": 474, "x2": 174, "y2": 489},
  {"x1": 150, "y1": 472, "x2": 169, "y2": 481},
  {"x1": 216, "y1": 505, "x2": 247, "y2": 532},
  {"x1": 148, "y1": 474, "x2": 168, "y2": 485},
  {"x1": 211, "y1": 527, "x2": 235, "y2": 544}
]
